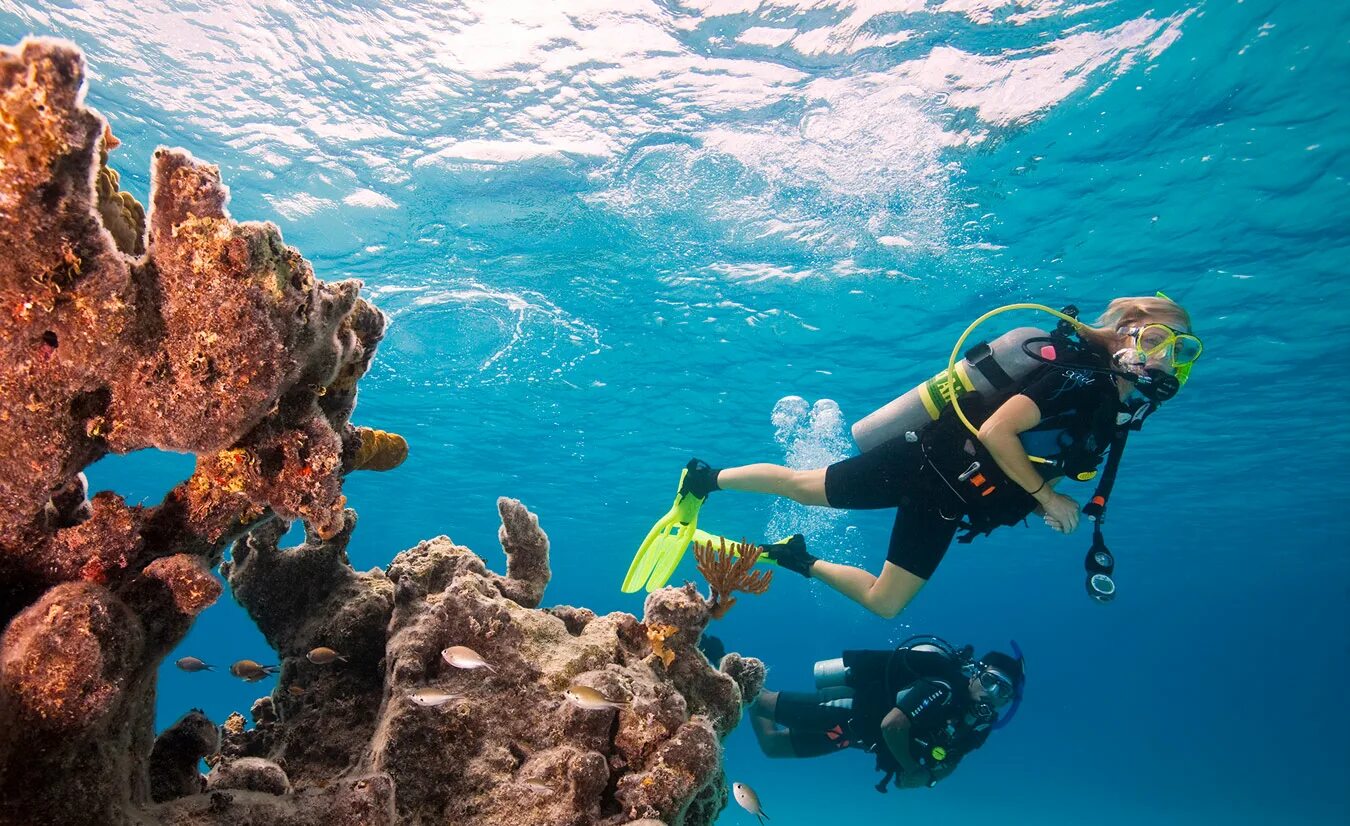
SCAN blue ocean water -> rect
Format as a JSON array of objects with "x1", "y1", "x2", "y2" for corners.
[{"x1": 4, "y1": 1, "x2": 1348, "y2": 823}]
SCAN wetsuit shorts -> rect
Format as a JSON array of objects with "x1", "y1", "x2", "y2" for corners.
[
  {"x1": 772, "y1": 691, "x2": 857, "y2": 758},
  {"x1": 823, "y1": 436, "x2": 959, "y2": 580}
]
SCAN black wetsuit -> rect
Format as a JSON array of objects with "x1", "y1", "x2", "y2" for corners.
[
  {"x1": 824, "y1": 350, "x2": 1124, "y2": 579},
  {"x1": 773, "y1": 649, "x2": 991, "y2": 779}
]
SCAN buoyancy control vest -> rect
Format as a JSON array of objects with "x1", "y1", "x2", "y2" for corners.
[
  {"x1": 841, "y1": 643, "x2": 974, "y2": 749},
  {"x1": 916, "y1": 351, "x2": 1122, "y2": 538},
  {"x1": 848, "y1": 638, "x2": 996, "y2": 793}
]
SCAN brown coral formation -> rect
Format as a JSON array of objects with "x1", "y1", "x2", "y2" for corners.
[
  {"x1": 0, "y1": 38, "x2": 402, "y2": 826},
  {"x1": 693, "y1": 538, "x2": 773, "y2": 619}
]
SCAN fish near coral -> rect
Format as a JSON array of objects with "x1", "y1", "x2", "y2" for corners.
[
  {"x1": 230, "y1": 660, "x2": 279, "y2": 682},
  {"x1": 733, "y1": 782, "x2": 770, "y2": 824},
  {"x1": 408, "y1": 689, "x2": 461, "y2": 708},
  {"x1": 175, "y1": 656, "x2": 215, "y2": 672},
  {"x1": 519, "y1": 781, "x2": 556, "y2": 795},
  {"x1": 442, "y1": 645, "x2": 495, "y2": 672},
  {"x1": 564, "y1": 684, "x2": 630, "y2": 712},
  {"x1": 306, "y1": 646, "x2": 347, "y2": 664}
]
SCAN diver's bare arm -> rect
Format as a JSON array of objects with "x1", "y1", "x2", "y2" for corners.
[
  {"x1": 880, "y1": 709, "x2": 924, "y2": 775},
  {"x1": 975, "y1": 394, "x2": 1049, "y2": 495},
  {"x1": 811, "y1": 559, "x2": 925, "y2": 619},
  {"x1": 979, "y1": 395, "x2": 1079, "y2": 532}
]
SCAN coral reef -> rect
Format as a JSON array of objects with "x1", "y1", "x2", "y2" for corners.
[
  {"x1": 0, "y1": 38, "x2": 401, "y2": 826},
  {"x1": 693, "y1": 538, "x2": 772, "y2": 619},
  {"x1": 0, "y1": 36, "x2": 762, "y2": 826},
  {"x1": 199, "y1": 498, "x2": 760, "y2": 825}
]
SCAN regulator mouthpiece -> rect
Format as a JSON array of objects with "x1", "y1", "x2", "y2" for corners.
[{"x1": 1135, "y1": 368, "x2": 1180, "y2": 403}]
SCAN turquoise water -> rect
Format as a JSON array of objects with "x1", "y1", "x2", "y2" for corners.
[{"x1": 5, "y1": 0, "x2": 1348, "y2": 822}]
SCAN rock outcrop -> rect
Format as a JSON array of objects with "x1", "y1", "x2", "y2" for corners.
[{"x1": 0, "y1": 38, "x2": 402, "y2": 826}]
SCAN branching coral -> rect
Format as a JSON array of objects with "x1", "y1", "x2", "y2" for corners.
[{"x1": 693, "y1": 537, "x2": 773, "y2": 619}]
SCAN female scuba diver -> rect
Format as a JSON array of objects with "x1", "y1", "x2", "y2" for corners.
[{"x1": 622, "y1": 296, "x2": 1202, "y2": 618}]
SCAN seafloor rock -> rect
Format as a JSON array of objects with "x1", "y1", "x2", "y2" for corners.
[
  {"x1": 0, "y1": 38, "x2": 400, "y2": 826},
  {"x1": 149, "y1": 710, "x2": 219, "y2": 803},
  {"x1": 205, "y1": 756, "x2": 292, "y2": 796},
  {"x1": 154, "y1": 775, "x2": 398, "y2": 826}
]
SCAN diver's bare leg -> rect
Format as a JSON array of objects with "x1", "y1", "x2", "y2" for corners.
[
  {"x1": 810, "y1": 559, "x2": 927, "y2": 620},
  {"x1": 717, "y1": 465, "x2": 828, "y2": 506}
]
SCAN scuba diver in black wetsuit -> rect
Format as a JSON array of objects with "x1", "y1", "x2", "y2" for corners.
[
  {"x1": 626, "y1": 295, "x2": 1203, "y2": 616},
  {"x1": 747, "y1": 637, "x2": 1026, "y2": 792}
]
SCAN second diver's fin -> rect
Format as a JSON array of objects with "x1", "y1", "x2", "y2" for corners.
[{"x1": 621, "y1": 461, "x2": 709, "y2": 593}]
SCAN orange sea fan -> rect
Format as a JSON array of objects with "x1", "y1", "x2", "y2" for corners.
[{"x1": 694, "y1": 536, "x2": 773, "y2": 619}]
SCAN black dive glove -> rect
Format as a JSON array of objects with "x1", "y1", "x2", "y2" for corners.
[{"x1": 759, "y1": 534, "x2": 817, "y2": 578}]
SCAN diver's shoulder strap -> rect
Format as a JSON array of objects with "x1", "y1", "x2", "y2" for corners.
[{"x1": 964, "y1": 340, "x2": 1016, "y2": 392}]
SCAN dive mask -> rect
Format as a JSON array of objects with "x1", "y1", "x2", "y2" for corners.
[
  {"x1": 976, "y1": 665, "x2": 1016, "y2": 702},
  {"x1": 1123, "y1": 323, "x2": 1202, "y2": 386},
  {"x1": 989, "y1": 641, "x2": 1026, "y2": 731}
]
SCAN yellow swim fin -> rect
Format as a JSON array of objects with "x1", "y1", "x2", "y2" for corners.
[{"x1": 622, "y1": 460, "x2": 714, "y2": 593}]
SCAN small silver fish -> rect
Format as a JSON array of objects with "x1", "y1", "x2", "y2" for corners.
[
  {"x1": 175, "y1": 656, "x2": 214, "y2": 672},
  {"x1": 306, "y1": 646, "x2": 348, "y2": 665},
  {"x1": 732, "y1": 782, "x2": 769, "y2": 824},
  {"x1": 441, "y1": 645, "x2": 496, "y2": 672},
  {"x1": 408, "y1": 689, "x2": 461, "y2": 708},
  {"x1": 519, "y1": 781, "x2": 555, "y2": 795},
  {"x1": 563, "y1": 684, "x2": 629, "y2": 711},
  {"x1": 230, "y1": 660, "x2": 279, "y2": 682}
]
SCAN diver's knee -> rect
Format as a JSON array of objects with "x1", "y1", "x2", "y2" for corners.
[
  {"x1": 871, "y1": 603, "x2": 903, "y2": 620},
  {"x1": 753, "y1": 690, "x2": 778, "y2": 717}
]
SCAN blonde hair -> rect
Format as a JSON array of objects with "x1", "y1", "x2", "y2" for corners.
[{"x1": 1080, "y1": 296, "x2": 1193, "y2": 352}]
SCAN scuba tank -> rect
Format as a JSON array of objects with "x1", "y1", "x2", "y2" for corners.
[{"x1": 852, "y1": 327, "x2": 1056, "y2": 451}]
